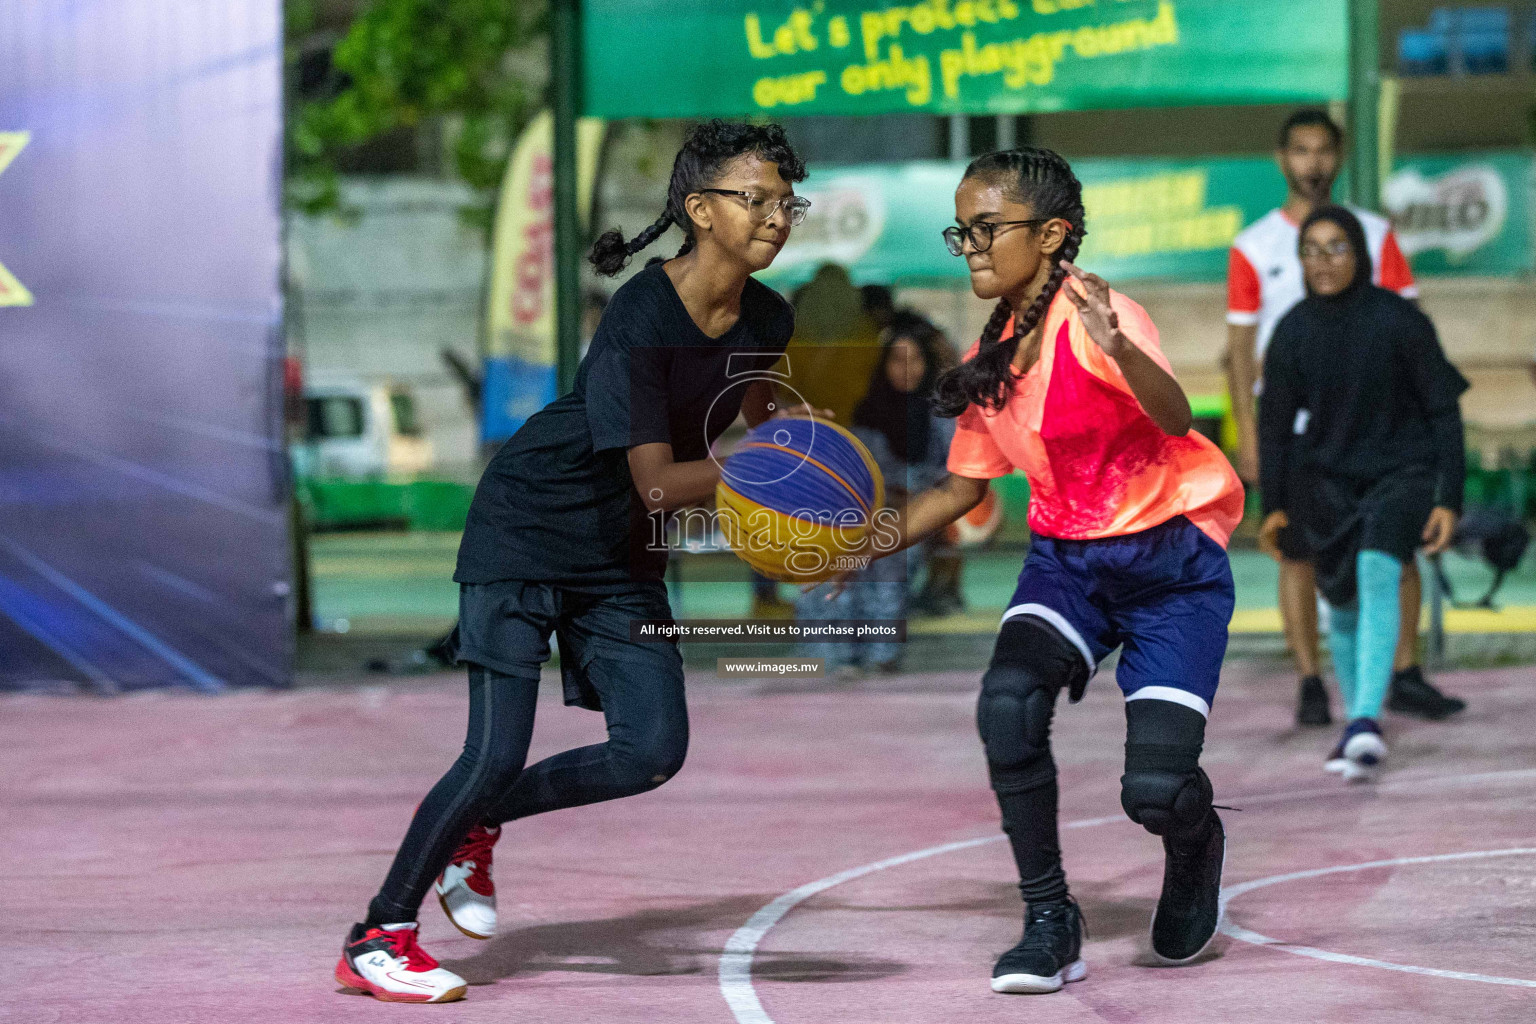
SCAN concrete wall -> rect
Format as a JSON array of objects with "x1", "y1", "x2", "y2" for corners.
[{"x1": 286, "y1": 178, "x2": 485, "y2": 474}]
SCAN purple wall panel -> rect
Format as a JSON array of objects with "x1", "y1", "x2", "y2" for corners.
[{"x1": 0, "y1": 1, "x2": 290, "y2": 689}]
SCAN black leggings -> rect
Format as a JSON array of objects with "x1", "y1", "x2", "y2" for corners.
[
  {"x1": 367, "y1": 664, "x2": 688, "y2": 925},
  {"x1": 977, "y1": 618, "x2": 1211, "y2": 904}
]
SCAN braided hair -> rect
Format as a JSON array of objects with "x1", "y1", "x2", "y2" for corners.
[
  {"x1": 932, "y1": 148, "x2": 1086, "y2": 416},
  {"x1": 589, "y1": 120, "x2": 807, "y2": 277}
]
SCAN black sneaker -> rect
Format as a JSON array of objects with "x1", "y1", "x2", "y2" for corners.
[
  {"x1": 991, "y1": 896, "x2": 1087, "y2": 994},
  {"x1": 1296, "y1": 674, "x2": 1331, "y2": 726},
  {"x1": 1150, "y1": 812, "x2": 1225, "y2": 964},
  {"x1": 1386, "y1": 666, "x2": 1466, "y2": 720}
]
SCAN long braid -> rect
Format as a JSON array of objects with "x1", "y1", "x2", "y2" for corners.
[
  {"x1": 590, "y1": 120, "x2": 807, "y2": 278},
  {"x1": 936, "y1": 298, "x2": 1012, "y2": 415},
  {"x1": 591, "y1": 212, "x2": 673, "y2": 276},
  {"x1": 933, "y1": 147, "x2": 1088, "y2": 416},
  {"x1": 1003, "y1": 222, "x2": 1082, "y2": 355}
]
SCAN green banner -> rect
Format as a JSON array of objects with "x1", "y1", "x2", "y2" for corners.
[
  {"x1": 1385, "y1": 150, "x2": 1535, "y2": 277},
  {"x1": 583, "y1": 0, "x2": 1348, "y2": 118},
  {"x1": 757, "y1": 155, "x2": 1285, "y2": 287},
  {"x1": 757, "y1": 150, "x2": 1536, "y2": 288}
]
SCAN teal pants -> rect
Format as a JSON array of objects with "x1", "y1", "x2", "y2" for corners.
[{"x1": 1327, "y1": 550, "x2": 1403, "y2": 721}]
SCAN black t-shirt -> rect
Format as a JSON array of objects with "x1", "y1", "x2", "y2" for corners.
[
  {"x1": 455, "y1": 262, "x2": 795, "y2": 587},
  {"x1": 1258, "y1": 284, "x2": 1468, "y2": 518}
]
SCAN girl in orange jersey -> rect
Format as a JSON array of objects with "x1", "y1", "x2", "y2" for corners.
[{"x1": 843, "y1": 149, "x2": 1245, "y2": 993}]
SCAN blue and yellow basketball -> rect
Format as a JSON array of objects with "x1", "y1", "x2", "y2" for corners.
[{"x1": 716, "y1": 418, "x2": 886, "y2": 584}]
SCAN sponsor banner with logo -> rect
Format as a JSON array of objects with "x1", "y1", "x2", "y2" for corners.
[
  {"x1": 759, "y1": 151, "x2": 1534, "y2": 288},
  {"x1": 483, "y1": 111, "x2": 605, "y2": 442},
  {"x1": 584, "y1": 0, "x2": 1348, "y2": 118},
  {"x1": 1384, "y1": 150, "x2": 1534, "y2": 277},
  {"x1": 758, "y1": 156, "x2": 1285, "y2": 287}
]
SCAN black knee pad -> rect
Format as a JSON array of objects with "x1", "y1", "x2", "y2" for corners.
[
  {"x1": 1120, "y1": 698, "x2": 1211, "y2": 836},
  {"x1": 977, "y1": 679, "x2": 1056, "y2": 793},
  {"x1": 990, "y1": 614, "x2": 1091, "y2": 700},
  {"x1": 975, "y1": 619, "x2": 1081, "y2": 794},
  {"x1": 1120, "y1": 765, "x2": 1213, "y2": 837}
]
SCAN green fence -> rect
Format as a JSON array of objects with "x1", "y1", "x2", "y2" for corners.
[
  {"x1": 295, "y1": 455, "x2": 1529, "y2": 540},
  {"x1": 297, "y1": 478, "x2": 475, "y2": 532}
]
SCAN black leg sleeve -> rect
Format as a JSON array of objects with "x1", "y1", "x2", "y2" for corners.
[
  {"x1": 979, "y1": 617, "x2": 1086, "y2": 903},
  {"x1": 367, "y1": 665, "x2": 539, "y2": 925}
]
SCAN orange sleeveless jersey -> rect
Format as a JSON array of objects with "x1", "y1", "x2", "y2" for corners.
[{"x1": 946, "y1": 289, "x2": 1245, "y2": 548}]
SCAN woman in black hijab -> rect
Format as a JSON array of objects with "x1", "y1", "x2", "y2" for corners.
[
  {"x1": 1258, "y1": 205, "x2": 1467, "y2": 783},
  {"x1": 852, "y1": 310, "x2": 951, "y2": 478},
  {"x1": 855, "y1": 311, "x2": 972, "y2": 616}
]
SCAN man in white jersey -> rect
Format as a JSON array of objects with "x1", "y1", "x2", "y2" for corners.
[{"x1": 1226, "y1": 108, "x2": 1465, "y2": 726}]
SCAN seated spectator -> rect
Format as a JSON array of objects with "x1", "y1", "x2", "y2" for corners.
[{"x1": 797, "y1": 311, "x2": 955, "y2": 675}]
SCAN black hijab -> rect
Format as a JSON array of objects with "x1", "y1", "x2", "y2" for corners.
[
  {"x1": 1260, "y1": 202, "x2": 1469, "y2": 558},
  {"x1": 853, "y1": 310, "x2": 947, "y2": 464},
  {"x1": 1298, "y1": 204, "x2": 1372, "y2": 301}
]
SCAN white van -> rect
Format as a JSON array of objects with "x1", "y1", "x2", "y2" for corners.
[{"x1": 296, "y1": 376, "x2": 434, "y2": 479}]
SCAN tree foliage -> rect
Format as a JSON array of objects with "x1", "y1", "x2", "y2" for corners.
[{"x1": 285, "y1": 0, "x2": 547, "y2": 224}]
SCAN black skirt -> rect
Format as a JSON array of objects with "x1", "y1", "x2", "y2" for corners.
[{"x1": 1294, "y1": 465, "x2": 1434, "y2": 607}]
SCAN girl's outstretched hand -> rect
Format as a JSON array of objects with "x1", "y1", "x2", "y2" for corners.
[
  {"x1": 800, "y1": 533, "x2": 875, "y2": 600},
  {"x1": 1061, "y1": 261, "x2": 1129, "y2": 358}
]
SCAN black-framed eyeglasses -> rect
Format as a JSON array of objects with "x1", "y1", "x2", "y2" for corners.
[
  {"x1": 942, "y1": 219, "x2": 1047, "y2": 256},
  {"x1": 698, "y1": 189, "x2": 812, "y2": 226}
]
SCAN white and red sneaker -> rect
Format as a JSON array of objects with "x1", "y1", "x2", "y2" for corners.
[
  {"x1": 335, "y1": 922, "x2": 467, "y2": 1003},
  {"x1": 435, "y1": 824, "x2": 500, "y2": 939}
]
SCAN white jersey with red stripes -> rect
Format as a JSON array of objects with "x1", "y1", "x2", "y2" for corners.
[{"x1": 1227, "y1": 206, "x2": 1417, "y2": 365}]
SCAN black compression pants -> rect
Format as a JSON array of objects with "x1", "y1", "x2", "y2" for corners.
[{"x1": 367, "y1": 662, "x2": 688, "y2": 926}]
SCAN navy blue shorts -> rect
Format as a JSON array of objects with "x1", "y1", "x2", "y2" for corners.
[{"x1": 1003, "y1": 515, "x2": 1234, "y2": 717}]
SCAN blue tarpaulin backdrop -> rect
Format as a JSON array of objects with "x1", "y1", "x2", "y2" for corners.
[{"x1": 0, "y1": 2, "x2": 291, "y2": 690}]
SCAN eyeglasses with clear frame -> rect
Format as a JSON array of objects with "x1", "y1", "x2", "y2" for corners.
[
  {"x1": 943, "y1": 218, "x2": 1048, "y2": 256},
  {"x1": 697, "y1": 189, "x2": 812, "y2": 226},
  {"x1": 1299, "y1": 239, "x2": 1353, "y2": 261}
]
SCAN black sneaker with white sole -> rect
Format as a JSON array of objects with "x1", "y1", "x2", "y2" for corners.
[
  {"x1": 1150, "y1": 811, "x2": 1225, "y2": 964},
  {"x1": 991, "y1": 895, "x2": 1086, "y2": 994},
  {"x1": 1324, "y1": 737, "x2": 1349, "y2": 774}
]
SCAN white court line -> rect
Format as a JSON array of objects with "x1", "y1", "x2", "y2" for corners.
[
  {"x1": 1219, "y1": 848, "x2": 1536, "y2": 988},
  {"x1": 719, "y1": 837, "x2": 1001, "y2": 1024},
  {"x1": 718, "y1": 769, "x2": 1536, "y2": 1023}
]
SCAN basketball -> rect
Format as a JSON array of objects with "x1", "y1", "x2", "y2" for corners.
[{"x1": 716, "y1": 418, "x2": 886, "y2": 584}]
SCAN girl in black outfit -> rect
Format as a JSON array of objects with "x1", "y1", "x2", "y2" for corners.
[
  {"x1": 335, "y1": 121, "x2": 809, "y2": 1003},
  {"x1": 1258, "y1": 205, "x2": 1466, "y2": 784}
]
